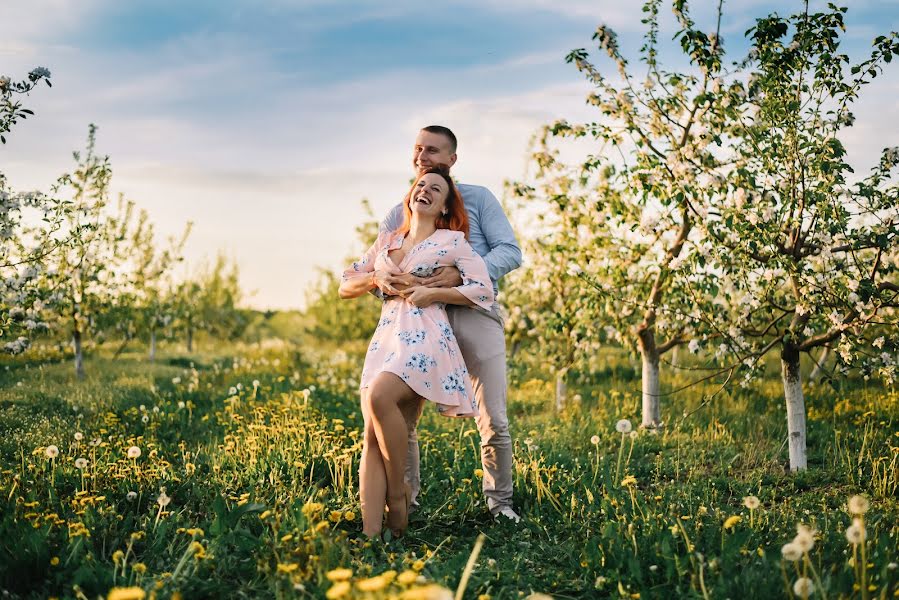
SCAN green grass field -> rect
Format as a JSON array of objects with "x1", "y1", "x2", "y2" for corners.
[{"x1": 1, "y1": 342, "x2": 897, "y2": 599}]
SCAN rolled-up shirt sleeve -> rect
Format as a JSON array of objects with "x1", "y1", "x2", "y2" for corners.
[
  {"x1": 477, "y1": 189, "x2": 523, "y2": 282},
  {"x1": 448, "y1": 232, "x2": 495, "y2": 310},
  {"x1": 342, "y1": 232, "x2": 385, "y2": 283}
]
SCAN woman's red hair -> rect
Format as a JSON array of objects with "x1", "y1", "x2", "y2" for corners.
[{"x1": 396, "y1": 166, "x2": 469, "y2": 239}]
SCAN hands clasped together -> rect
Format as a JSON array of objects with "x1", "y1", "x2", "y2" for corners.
[{"x1": 373, "y1": 266, "x2": 464, "y2": 307}]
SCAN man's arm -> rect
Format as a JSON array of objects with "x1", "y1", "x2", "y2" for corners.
[{"x1": 477, "y1": 188, "x2": 523, "y2": 282}]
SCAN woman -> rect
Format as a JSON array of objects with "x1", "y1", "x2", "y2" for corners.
[{"x1": 339, "y1": 166, "x2": 494, "y2": 537}]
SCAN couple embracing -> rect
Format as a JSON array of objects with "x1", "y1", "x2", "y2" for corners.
[{"x1": 339, "y1": 125, "x2": 522, "y2": 537}]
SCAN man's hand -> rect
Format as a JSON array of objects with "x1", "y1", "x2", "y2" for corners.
[
  {"x1": 418, "y1": 266, "x2": 463, "y2": 288},
  {"x1": 373, "y1": 271, "x2": 423, "y2": 296},
  {"x1": 400, "y1": 286, "x2": 438, "y2": 307}
]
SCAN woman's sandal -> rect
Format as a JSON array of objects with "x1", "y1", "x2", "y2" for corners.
[{"x1": 385, "y1": 482, "x2": 412, "y2": 537}]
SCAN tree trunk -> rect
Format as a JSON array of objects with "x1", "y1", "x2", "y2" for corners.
[
  {"x1": 187, "y1": 326, "x2": 193, "y2": 353},
  {"x1": 670, "y1": 345, "x2": 679, "y2": 368},
  {"x1": 112, "y1": 336, "x2": 130, "y2": 360},
  {"x1": 637, "y1": 330, "x2": 662, "y2": 428},
  {"x1": 809, "y1": 345, "x2": 830, "y2": 384},
  {"x1": 72, "y1": 323, "x2": 85, "y2": 379},
  {"x1": 554, "y1": 372, "x2": 566, "y2": 412},
  {"x1": 149, "y1": 329, "x2": 157, "y2": 362},
  {"x1": 781, "y1": 345, "x2": 807, "y2": 471}
]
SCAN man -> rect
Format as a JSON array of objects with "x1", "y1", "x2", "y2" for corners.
[{"x1": 374, "y1": 125, "x2": 522, "y2": 522}]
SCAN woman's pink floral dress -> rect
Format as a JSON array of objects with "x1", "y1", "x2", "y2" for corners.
[{"x1": 342, "y1": 229, "x2": 494, "y2": 418}]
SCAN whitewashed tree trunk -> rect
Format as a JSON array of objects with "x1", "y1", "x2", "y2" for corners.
[
  {"x1": 554, "y1": 373, "x2": 566, "y2": 412},
  {"x1": 641, "y1": 351, "x2": 661, "y2": 428},
  {"x1": 149, "y1": 330, "x2": 157, "y2": 362},
  {"x1": 809, "y1": 346, "x2": 830, "y2": 384},
  {"x1": 637, "y1": 330, "x2": 662, "y2": 428},
  {"x1": 782, "y1": 347, "x2": 807, "y2": 471},
  {"x1": 72, "y1": 328, "x2": 84, "y2": 379},
  {"x1": 670, "y1": 345, "x2": 679, "y2": 368}
]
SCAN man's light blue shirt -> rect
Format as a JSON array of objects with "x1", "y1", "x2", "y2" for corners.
[{"x1": 380, "y1": 183, "x2": 522, "y2": 298}]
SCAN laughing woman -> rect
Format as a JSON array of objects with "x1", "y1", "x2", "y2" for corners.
[{"x1": 339, "y1": 166, "x2": 494, "y2": 537}]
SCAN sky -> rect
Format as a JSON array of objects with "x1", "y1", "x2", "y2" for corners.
[{"x1": 2, "y1": 0, "x2": 897, "y2": 310}]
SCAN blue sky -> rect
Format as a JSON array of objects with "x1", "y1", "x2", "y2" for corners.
[{"x1": 2, "y1": 0, "x2": 897, "y2": 309}]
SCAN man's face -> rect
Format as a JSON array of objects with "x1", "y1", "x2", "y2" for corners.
[{"x1": 412, "y1": 130, "x2": 457, "y2": 176}]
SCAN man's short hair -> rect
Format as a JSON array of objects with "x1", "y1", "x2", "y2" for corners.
[{"x1": 422, "y1": 125, "x2": 457, "y2": 154}]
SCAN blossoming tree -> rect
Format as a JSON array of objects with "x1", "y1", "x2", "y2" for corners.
[
  {"x1": 704, "y1": 5, "x2": 899, "y2": 470},
  {"x1": 509, "y1": 0, "x2": 744, "y2": 427}
]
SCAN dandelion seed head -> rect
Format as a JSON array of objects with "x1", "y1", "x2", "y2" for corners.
[
  {"x1": 793, "y1": 577, "x2": 815, "y2": 597},
  {"x1": 127, "y1": 446, "x2": 141, "y2": 459},
  {"x1": 126, "y1": 491, "x2": 138, "y2": 502},
  {"x1": 590, "y1": 435, "x2": 600, "y2": 445},
  {"x1": 44, "y1": 445, "x2": 59, "y2": 459},
  {"x1": 848, "y1": 495, "x2": 869, "y2": 515},
  {"x1": 743, "y1": 496, "x2": 760, "y2": 510},
  {"x1": 74, "y1": 432, "x2": 83, "y2": 441},
  {"x1": 75, "y1": 458, "x2": 88, "y2": 469},
  {"x1": 793, "y1": 524, "x2": 815, "y2": 552},
  {"x1": 845, "y1": 519, "x2": 866, "y2": 544},
  {"x1": 616, "y1": 419, "x2": 633, "y2": 433},
  {"x1": 780, "y1": 543, "x2": 802, "y2": 561}
]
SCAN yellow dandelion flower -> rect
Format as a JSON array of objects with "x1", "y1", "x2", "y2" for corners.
[
  {"x1": 343, "y1": 511, "x2": 356, "y2": 521},
  {"x1": 356, "y1": 575, "x2": 389, "y2": 592},
  {"x1": 259, "y1": 510, "x2": 272, "y2": 520},
  {"x1": 106, "y1": 587, "x2": 146, "y2": 600},
  {"x1": 400, "y1": 585, "x2": 454, "y2": 600},
  {"x1": 325, "y1": 568, "x2": 353, "y2": 582},
  {"x1": 329, "y1": 510, "x2": 343, "y2": 522},
  {"x1": 474, "y1": 469, "x2": 484, "y2": 478},
  {"x1": 620, "y1": 475, "x2": 637, "y2": 487},
  {"x1": 112, "y1": 550, "x2": 125, "y2": 565},
  {"x1": 50, "y1": 557, "x2": 60, "y2": 566},
  {"x1": 302, "y1": 501, "x2": 324, "y2": 518},
  {"x1": 326, "y1": 581, "x2": 351, "y2": 599},
  {"x1": 280, "y1": 534, "x2": 294, "y2": 543},
  {"x1": 398, "y1": 570, "x2": 419, "y2": 585},
  {"x1": 723, "y1": 515, "x2": 742, "y2": 530},
  {"x1": 381, "y1": 570, "x2": 397, "y2": 584},
  {"x1": 412, "y1": 559, "x2": 426, "y2": 572},
  {"x1": 277, "y1": 563, "x2": 299, "y2": 574},
  {"x1": 132, "y1": 563, "x2": 147, "y2": 574}
]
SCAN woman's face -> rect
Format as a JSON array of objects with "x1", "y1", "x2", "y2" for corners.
[{"x1": 410, "y1": 173, "x2": 449, "y2": 219}]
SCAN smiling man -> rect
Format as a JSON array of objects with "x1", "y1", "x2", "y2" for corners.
[{"x1": 375, "y1": 125, "x2": 523, "y2": 522}]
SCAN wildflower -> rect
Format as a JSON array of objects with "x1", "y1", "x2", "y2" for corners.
[
  {"x1": 400, "y1": 585, "x2": 453, "y2": 600},
  {"x1": 845, "y1": 518, "x2": 866, "y2": 544},
  {"x1": 74, "y1": 432, "x2": 84, "y2": 441},
  {"x1": 171, "y1": 377, "x2": 181, "y2": 385},
  {"x1": 112, "y1": 550, "x2": 126, "y2": 565},
  {"x1": 157, "y1": 490, "x2": 171, "y2": 508},
  {"x1": 45, "y1": 445, "x2": 59, "y2": 459},
  {"x1": 325, "y1": 568, "x2": 353, "y2": 582},
  {"x1": 29, "y1": 67, "x2": 51, "y2": 79},
  {"x1": 75, "y1": 458, "x2": 88, "y2": 469},
  {"x1": 590, "y1": 435, "x2": 600, "y2": 445},
  {"x1": 141, "y1": 415, "x2": 149, "y2": 424},
  {"x1": 742, "y1": 496, "x2": 760, "y2": 510},
  {"x1": 132, "y1": 563, "x2": 147, "y2": 574},
  {"x1": 567, "y1": 262, "x2": 582, "y2": 276},
  {"x1": 277, "y1": 563, "x2": 299, "y2": 574},
  {"x1": 848, "y1": 495, "x2": 869, "y2": 515},
  {"x1": 398, "y1": 570, "x2": 419, "y2": 584},
  {"x1": 126, "y1": 491, "x2": 138, "y2": 502},
  {"x1": 326, "y1": 581, "x2": 351, "y2": 599},
  {"x1": 329, "y1": 510, "x2": 343, "y2": 522},
  {"x1": 723, "y1": 515, "x2": 742, "y2": 530},
  {"x1": 127, "y1": 446, "x2": 141, "y2": 459},
  {"x1": 620, "y1": 475, "x2": 637, "y2": 487},
  {"x1": 50, "y1": 556, "x2": 60, "y2": 566},
  {"x1": 252, "y1": 379, "x2": 260, "y2": 387},
  {"x1": 781, "y1": 543, "x2": 802, "y2": 561},
  {"x1": 302, "y1": 501, "x2": 324, "y2": 518},
  {"x1": 343, "y1": 511, "x2": 355, "y2": 521},
  {"x1": 90, "y1": 438, "x2": 102, "y2": 447},
  {"x1": 412, "y1": 559, "x2": 426, "y2": 572},
  {"x1": 793, "y1": 577, "x2": 815, "y2": 597},
  {"x1": 106, "y1": 587, "x2": 146, "y2": 600},
  {"x1": 793, "y1": 524, "x2": 815, "y2": 553},
  {"x1": 616, "y1": 419, "x2": 633, "y2": 433},
  {"x1": 190, "y1": 541, "x2": 205, "y2": 559},
  {"x1": 474, "y1": 468, "x2": 484, "y2": 478},
  {"x1": 887, "y1": 562, "x2": 897, "y2": 570},
  {"x1": 356, "y1": 575, "x2": 390, "y2": 592},
  {"x1": 229, "y1": 386, "x2": 237, "y2": 395}
]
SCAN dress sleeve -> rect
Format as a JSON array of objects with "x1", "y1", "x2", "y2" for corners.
[
  {"x1": 448, "y1": 232, "x2": 495, "y2": 310},
  {"x1": 342, "y1": 232, "x2": 387, "y2": 283}
]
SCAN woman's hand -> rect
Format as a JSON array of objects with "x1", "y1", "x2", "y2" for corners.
[
  {"x1": 400, "y1": 286, "x2": 437, "y2": 307},
  {"x1": 373, "y1": 271, "x2": 423, "y2": 296}
]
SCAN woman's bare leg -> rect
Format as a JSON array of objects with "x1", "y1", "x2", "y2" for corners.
[
  {"x1": 364, "y1": 373, "x2": 419, "y2": 533},
  {"x1": 359, "y1": 398, "x2": 387, "y2": 537}
]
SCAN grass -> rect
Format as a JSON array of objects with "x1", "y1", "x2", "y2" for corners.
[{"x1": 0, "y1": 341, "x2": 897, "y2": 599}]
